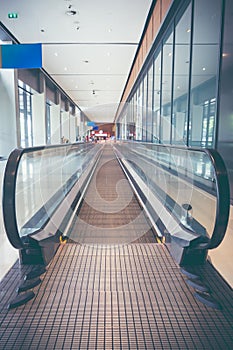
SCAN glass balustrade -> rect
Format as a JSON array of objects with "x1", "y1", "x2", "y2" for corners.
[
  {"x1": 3, "y1": 142, "x2": 101, "y2": 246},
  {"x1": 114, "y1": 141, "x2": 229, "y2": 247}
]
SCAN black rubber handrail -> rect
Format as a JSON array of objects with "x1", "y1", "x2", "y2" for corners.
[
  {"x1": 120, "y1": 141, "x2": 230, "y2": 250},
  {"x1": 2, "y1": 142, "x2": 86, "y2": 249},
  {"x1": 204, "y1": 149, "x2": 230, "y2": 249},
  {"x1": 3, "y1": 148, "x2": 24, "y2": 249}
]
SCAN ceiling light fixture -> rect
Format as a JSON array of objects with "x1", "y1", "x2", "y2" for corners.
[
  {"x1": 66, "y1": 9, "x2": 77, "y2": 15},
  {"x1": 66, "y1": 5, "x2": 77, "y2": 16}
]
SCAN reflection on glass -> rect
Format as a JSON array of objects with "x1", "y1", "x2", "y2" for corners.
[
  {"x1": 147, "y1": 65, "x2": 153, "y2": 141},
  {"x1": 172, "y1": 4, "x2": 191, "y2": 145},
  {"x1": 136, "y1": 82, "x2": 143, "y2": 140},
  {"x1": 15, "y1": 144, "x2": 98, "y2": 237},
  {"x1": 161, "y1": 30, "x2": 173, "y2": 144},
  {"x1": 153, "y1": 51, "x2": 161, "y2": 143},
  {"x1": 189, "y1": 0, "x2": 222, "y2": 147},
  {"x1": 116, "y1": 142, "x2": 217, "y2": 239},
  {"x1": 18, "y1": 80, "x2": 33, "y2": 148},
  {"x1": 142, "y1": 74, "x2": 147, "y2": 141}
]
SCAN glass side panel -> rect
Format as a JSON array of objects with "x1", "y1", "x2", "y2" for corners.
[
  {"x1": 115, "y1": 142, "x2": 217, "y2": 239},
  {"x1": 15, "y1": 143, "x2": 98, "y2": 237}
]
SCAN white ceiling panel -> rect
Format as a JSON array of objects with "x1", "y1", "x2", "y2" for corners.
[
  {"x1": 42, "y1": 44, "x2": 138, "y2": 75},
  {"x1": 0, "y1": 0, "x2": 152, "y2": 122}
]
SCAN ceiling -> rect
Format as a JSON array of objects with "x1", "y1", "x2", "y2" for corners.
[{"x1": 0, "y1": 0, "x2": 152, "y2": 122}]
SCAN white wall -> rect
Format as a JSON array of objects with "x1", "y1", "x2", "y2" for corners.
[
  {"x1": 32, "y1": 92, "x2": 46, "y2": 146},
  {"x1": 0, "y1": 69, "x2": 17, "y2": 157},
  {"x1": 61, "y1": 111, "x2": 70, "y2": 142},
  {"x1": 50, "y1": 104, "x2": 61, "y2": 144},
  {"x1": 69, "y1": 115, "x2": 76, "y2": 143}
]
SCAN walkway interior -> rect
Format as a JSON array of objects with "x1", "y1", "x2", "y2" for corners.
[{"x1": 0, "y1": 145, "x2": 232, "y2": 349}]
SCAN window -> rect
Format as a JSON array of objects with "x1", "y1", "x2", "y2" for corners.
[
  {"x1": 147, "y1": 64, "x2": 153, "y2": 141},
  {"x1": 172, "y1": 4, "x2": 192, "y2": 145},
  {"x1": 161, "y1": 29, "x2": 173, "y2": 144},
  {"x1": 153, "y1": 52, "x2": 161, "y2": 143},
  {"x1": 18, "y1": 80, "x2": 33, "y2": 147},
  {"x1": 46, "y1": 101, "x2": 51, "y2": 144},
  {"x1": 189, "y1": 0, "x2": 222, "y2": 147}
]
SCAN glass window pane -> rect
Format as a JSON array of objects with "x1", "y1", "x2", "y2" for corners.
[
  {"x1": 20, "y1": 112, "x2": 26, "y2": 148},
  {"x1": 147, "y1": 64, "x2": 153, "y2": 141},
  {"x1": 172, "y1": 4, "x2": 191, "y2": 145},
  {"x1": 153, "y1": 52, "x2": 161, "y2": 143},
  {"x1": 18, "y1": 84, "x2": 33, "y2": 147},
  {"x1": 161, "y1": 30, "x2": 173, "y2": 144},
  {"x1": 136, "y1": 82, "x2": 143, "y2": 140},
  {"x1": 189, "y1": 0, "x2": 222, "y2": 147},
  {"x1": 142, "y1": 74, "x2": 147, "y2": 141}
]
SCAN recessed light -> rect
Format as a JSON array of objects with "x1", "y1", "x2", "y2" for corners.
[
  {"x1": 54, "y1": 52, "x2": 58, "y2": 57},
  {"x1": 168, "y1": 52, "x2": 172, "y2": 57},
  {"x1": 186, "y1": 28, "x2": 191, "y2": 33},
  {"x1": 202, "y1": 67, "x2": 206, "y2": 71},
  {"x1": 64, "y1": 67, "x2": 68, "y2": 71},
  {"x1": 222, "y1": 53, "x2": 228, "y2": 57},
  {"x1": 66, "y1": 10, "x2": 77, "y2": 16},
  {"x1": 108, "y1": 28, "x2": 112, "y2": 33}
]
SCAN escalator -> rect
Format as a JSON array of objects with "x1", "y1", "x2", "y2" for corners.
[{"x1": 0, "y1": 141, "x2": 232, "y2": 349}]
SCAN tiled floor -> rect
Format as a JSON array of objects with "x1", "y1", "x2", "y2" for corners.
[{"x1": 0, "y1": 243, "x2": 232, "y2": 349}]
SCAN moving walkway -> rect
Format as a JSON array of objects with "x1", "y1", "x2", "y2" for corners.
[{"x1": 0, "y1": 141, "x2": 232, "y2": 349}]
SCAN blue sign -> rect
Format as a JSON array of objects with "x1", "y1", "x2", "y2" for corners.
[
  {"x1": 1, "y1": 43, "x2": 42, "y2": 69},
  {"x1": 87, "y1": 121, "x2": 96, "y2": 127}
]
